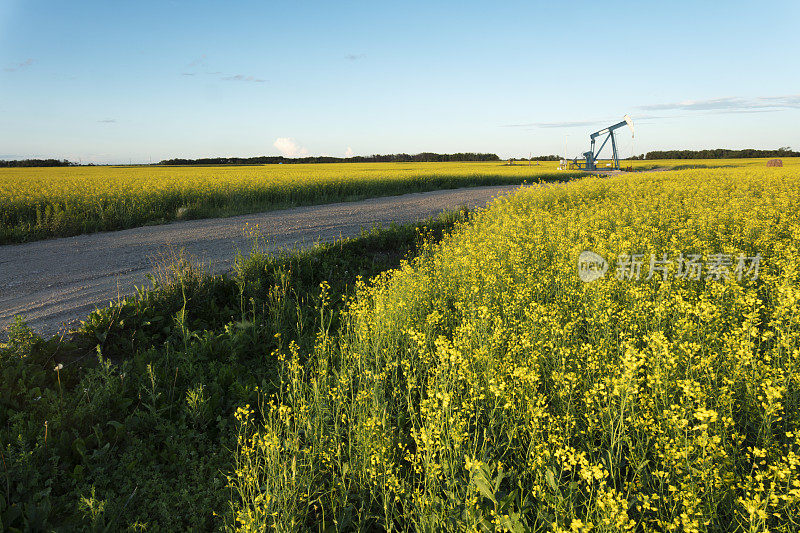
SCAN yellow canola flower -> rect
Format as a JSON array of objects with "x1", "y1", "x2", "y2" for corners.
[{"x1": 227, "y1": 161, "x2": 800, "y2": 531}]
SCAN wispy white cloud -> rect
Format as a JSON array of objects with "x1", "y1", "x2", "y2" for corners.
[
  {"x1": 344, "y1": 146, "x2": 354, "y2": 157},
  {"x1": 503, "y1": 95, "x2": 800, "y2": 130},
  {"x1": 504, "y1": 120, "x2": 601, "y2": 129},
  {"x1": 97, "y1": 118, "x2": 117, "y2": 123},
  {"x1": 639, "y1": 94, "x2": 800, "y2": 113},
  {"x1": 181, "y1": 54, "x2": 265, "y2": 83},
  {"x1": 222, "y1": 74, "x2": 266, "y2": 83},
  {"x1": 274, "y1": 138, "x2": 309, "y2": 157},
  {"x1": 758, "y1": 94, "x2": 800, "y2": 107},
  {"x1": 4, "y1": 58, "x2": 33, "y2": 72},
  {"x1": 187, "y1": 54, "x2": 207, "y2": 68}
]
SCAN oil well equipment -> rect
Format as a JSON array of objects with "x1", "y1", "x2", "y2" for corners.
[{"x1": 569, "y1": 115, "x2": 635, "y2": 171}]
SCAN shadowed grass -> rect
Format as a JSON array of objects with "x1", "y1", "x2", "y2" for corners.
[{"x1": 0, "y1": 208, "x2": 471, "y2": 530}]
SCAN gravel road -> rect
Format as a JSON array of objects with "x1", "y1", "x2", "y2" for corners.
[{"x1": 0, "y1": 184, "x2": 524, "y2": 337}]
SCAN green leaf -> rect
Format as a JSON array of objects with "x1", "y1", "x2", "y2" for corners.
[
  {"x1": 72, "y1": 437, "x2": 86, "y2": 458},
  {"x1": 546, "y1": 468, "x2": 557, "y2": 491},
  {"x1": 107, "y1": 420, "x2": 125, "y2": 440},
  {"x1": 0, "y1": 504, "x2": 19, "y2": 531},
  {"x1": 473, "y1": 476, "x2": 496, "y2": 504},
  {"x1": 493, "y1": 471, "x2": 506, "y2": 493},
  {"x1": 499, "y1": 489, "x2": 517, "y2": 512},
  {"x1": 478, "y1": 518, "x2": 493, "y2": 533}
]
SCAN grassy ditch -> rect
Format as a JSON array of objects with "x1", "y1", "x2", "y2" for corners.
[{"x1": 0, "y1": 208, "x2": 470, "y2": 530}]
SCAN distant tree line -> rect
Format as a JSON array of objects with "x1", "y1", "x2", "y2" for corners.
[
  {"x1": 158, "y1": 152, "x2": 501, "y2": 165},
  {"x1": 8, "y1": 148, "x2": 795, "y2": 167},
  {"x1": 638, "y1": 147, "x2": 798, "y2": 160},
  {"x1": 0, "y1": 159, "x2": 73, "y2": 167},
  {"x1": 505, "y1": 155, "x2": 561, "y2": 162}
]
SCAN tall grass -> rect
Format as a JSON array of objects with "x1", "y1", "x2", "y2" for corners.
[{"x1": 0, "y1": 210, "x2": 470, "y2": 530}]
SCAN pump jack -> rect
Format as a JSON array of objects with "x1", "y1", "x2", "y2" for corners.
[{"x1": 574, "y1": 115, "x2": 634, "y2": 171}]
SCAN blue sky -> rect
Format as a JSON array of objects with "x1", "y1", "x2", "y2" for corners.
[{"x1": 1, "y1": 0, "x2": 798, "y2": 164}]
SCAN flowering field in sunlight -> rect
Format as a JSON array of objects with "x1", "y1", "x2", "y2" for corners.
[
  {"x1": 2, "y1": 159, "x2": 794, "y2": 244},
  {"x1": 229, "y1": 164, "x2": 800, "y2": 531},
  {"x1": 0, "y1": 161, "x2": 579, "y2": 243}
]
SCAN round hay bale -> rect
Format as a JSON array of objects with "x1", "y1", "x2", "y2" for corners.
[{"x1": 767, "y1": 159, "x2": 783, "y2": 167}]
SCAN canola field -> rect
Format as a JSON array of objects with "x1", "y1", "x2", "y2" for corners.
[
  {"x1": 0, "y1": 159, "x2": 778, "y2": 244},
  {"x1": 0, "y1": 161, "x2": 581, "y2": 244},
  {"x1": 229, "y1": 162, "x2": 800, "y2": 531}
]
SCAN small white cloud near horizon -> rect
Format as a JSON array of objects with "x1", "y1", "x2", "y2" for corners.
[
  {"x1": 344, "y1": 146, "x2": 354, "y2": 157},
  {"x1": 274, "y1": 138, "x2": 309, "y2": 157}
]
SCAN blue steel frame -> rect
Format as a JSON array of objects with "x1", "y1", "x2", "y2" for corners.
[{"x1": 581, "y1": 119, "x2": 629, "y2": 171}]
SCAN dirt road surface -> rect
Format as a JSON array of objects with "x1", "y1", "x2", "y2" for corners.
[{"x1": 0, "y1": 184, "x2": 525, "y2": 337}]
